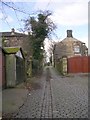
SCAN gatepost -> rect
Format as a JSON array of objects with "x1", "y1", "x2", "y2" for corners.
[
  {"x1": 62, "y1": 56, "x2": 67, "y2": 75},
  {"x1": 30, "y1": 56, "x2": 32, "y2": 77},
  {"x1": 27, "y1": 56, "x2": 32, "y2": 77}
]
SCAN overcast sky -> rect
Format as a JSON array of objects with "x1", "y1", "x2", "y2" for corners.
[{"x1": 0, "y1": 0, "x2": 89, "y2": 56}]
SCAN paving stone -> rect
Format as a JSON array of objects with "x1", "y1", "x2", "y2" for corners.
[{"x1": 11, "y1": 67, "x2": 88, "y2": 119}]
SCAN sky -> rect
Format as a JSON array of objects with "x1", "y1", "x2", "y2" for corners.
[{"x1": 0, "y1": 0, "x2": 89, "y2": 56}]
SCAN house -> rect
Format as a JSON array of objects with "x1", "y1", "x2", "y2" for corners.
[
  {"x1": 3, "y1": 47, "x2": 25, "y2": 87},
  {"x1": 53, "y1": 30, "x2": 89, "y2": 74},
  {"x1": 53, "y1": 30, "x2": 88, "y2": 62},
  {"x1": 1, "y1": 28, "x2": 32, "y2": 61},
  {"x1": 1, "y1": 28, "x2": 32, "y2": 77}
]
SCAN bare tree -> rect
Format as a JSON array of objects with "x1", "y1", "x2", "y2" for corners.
[{"x1": 47, "y1": 40, "x2": 56, "y2": 65}]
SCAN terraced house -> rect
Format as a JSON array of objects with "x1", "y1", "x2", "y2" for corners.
[{"x1": 53, "y1": 30, "x2": 89, "y2": 74}]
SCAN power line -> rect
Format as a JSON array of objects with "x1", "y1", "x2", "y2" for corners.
[
  {"x1": 45, "y1": 0, "x2": 52, "y2": 10},
  {"x1": 0, "y1": 1, "x2": 41, "y2": 21},
  {"x1": 0, "y1": 0, "x2": 31, "y2": 15},
  {"x1": 1, "y1": 2, "x2": 11, "y2": 29},
  {"x1": 0, "y1": 1, "x2": 39, "y2": 33},
  {"x1": 9, "y1": 1, "x2": 25, "y2": 32},
  {"x1": 0, "y1": 1, "x2": 30, "y2": 33},
  {"x1": 14, "y1": 10, "x2": 25, "y2": 32},
  {"x1": 0, "y1": 0, "x2": 58, "y2": 38},
  {"x1": 44, "y1": 0, "x2": 60, "y2": 42}
]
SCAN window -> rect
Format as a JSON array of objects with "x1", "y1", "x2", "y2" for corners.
[{"x1": 74, "y1": 45, "x2": 80, "y2": 53}]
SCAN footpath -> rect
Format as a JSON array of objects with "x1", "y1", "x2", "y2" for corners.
[
  {"x1": 2, "y1": 67, "x2": 88, "y2": 119},
  {"x1": 2, "y1": 86, "x2": 28, "y2": 118},
  {"x1": 2, "y1": 72, "x2": 44, "y2": 118}
]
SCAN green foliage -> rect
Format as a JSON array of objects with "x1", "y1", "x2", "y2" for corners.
[
  {"x1": 2, "y1": 37, "x2": 6, "y2": 47},
  {"x1": 24, "y1": 10, "x2": 56, "y2": 75},
  {"x1": 23, "y1": 51, "x2": 28, "y2": 57},
  {"x1": 25, "y1": 10, "x2": 56, "y2": 62},
  {"x1": 56, "y1": 60, "x2": 63, "y2": 75},
  {"x1": 32, "y1": 59, "x2": 43, "y2": 75}
]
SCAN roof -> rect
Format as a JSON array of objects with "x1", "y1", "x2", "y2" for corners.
[
  {"x1": 0, "y1": 32, "x2": 28, "y2": 37},
  {"x1": 3, "y1": 47, "x2": 20, "y2": 54},
  {"x1": 59, "y1": 30, "x2": 85, "y2": 45},
  {"x1": 3, "y1": 47, "x2": 25, "y2": 59},
  {"x1": 61, "y1": 37, "x2": 83, "y2": 44},
  {"x1": 55, "y1": 34, "x2": 87, "y2": 49}
]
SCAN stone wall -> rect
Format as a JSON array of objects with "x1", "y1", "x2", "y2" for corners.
[{"x1": 4, "y1": 35, "x2": 32, "y2": 61}]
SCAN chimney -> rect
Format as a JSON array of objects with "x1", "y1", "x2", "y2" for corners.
[
  {"x1": 28, "y1": 32, "x2": 30, "y2": 35},
  {"x1": 67, "y1": 30, "x2": 73, "y2": 37},
  {"x1": 11, "y1": 28, "x2": 15, "y2": 35}
]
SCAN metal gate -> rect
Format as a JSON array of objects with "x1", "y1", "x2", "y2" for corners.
[
  {"x1": 67, "y1": 56, "x2": 90, "y2": 73},
  {"x1": 16, "y1": 56, "x2": 25, "y2": 85}
]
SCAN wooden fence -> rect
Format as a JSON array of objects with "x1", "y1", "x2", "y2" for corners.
[{"x1": 67, "y1": 56, "x2": 90, "y2": 73}]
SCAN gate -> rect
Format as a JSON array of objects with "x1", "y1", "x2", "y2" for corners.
[
  {"x1": 0, "y1": 50, "x2": 6, "y2": 89},
  {"x1": 2, "y1": 52, "x2": 6, "y2": 88},
  {"x1": 16, "y1": 56, "x2": 25, "y2": 84},
  {"x1": 67, "y1": 56, "x2": 90, "y2": 73}
]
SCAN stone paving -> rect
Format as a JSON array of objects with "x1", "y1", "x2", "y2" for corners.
[
  {"x1": 50, "y1": 68, "x2": 88, "y2": 118},
  {"x1": 7, "y1": 67, "x2": 88, "y2": 119}
]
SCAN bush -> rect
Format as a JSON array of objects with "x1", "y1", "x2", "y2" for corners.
[
  {"x1": 32, "y1": 59, "x2": 39, "y2": 74},
  {"x1": 32, "y1": 59, "x2": 43, "y2": 75},
  {"x1": 56, "y1": 60, "x2": 63, "y2": 75}
]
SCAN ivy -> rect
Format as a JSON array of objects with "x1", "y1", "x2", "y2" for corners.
[{"x1": 25, "y1": 10, "x2": 56, "y2": 64}]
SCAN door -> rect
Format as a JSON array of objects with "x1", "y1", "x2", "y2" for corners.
[{"x1": 16, "y1": 56, "x2": 25, "y2": 84}]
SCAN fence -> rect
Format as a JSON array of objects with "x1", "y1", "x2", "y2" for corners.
[{"x1": 67, "y1": 56, "x2": 90, "y2": 73}]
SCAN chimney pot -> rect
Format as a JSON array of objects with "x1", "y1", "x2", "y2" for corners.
[
  {"x1": 11, "y1": 28, "x2": 15, "y2": 35},
  {"x1": 67, "y1": 30, "x2": 73, "y2": 37}
]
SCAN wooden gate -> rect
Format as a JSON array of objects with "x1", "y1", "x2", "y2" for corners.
[
  {"x1": 0, "y1": 49, "x2": 6, "y2": 89},
  {"x1": 67, "y1": 56, "x2": 90, "y2": 73},
  {"x1": 16, "y1": 56, "x2": 25, "y2": 85}
]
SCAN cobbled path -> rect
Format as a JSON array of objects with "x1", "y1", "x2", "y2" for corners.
[
  {"x1": 50, "y1": 67, "x2": 88, "y2": 118},
  {"x1": 11, "y1": 67, "x2": 88, "y2": 119}
]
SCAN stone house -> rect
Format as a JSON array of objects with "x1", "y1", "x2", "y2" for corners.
[
  {"x1": 53, "y1": 30, "x2": 88, "y2": 65},
  {"x1": 1, "y1": 28, "x2": 33, "y2": 77},
  {"x1": 53, "y1": 30, "x2": 88, "y2": 74},
  {"x1": 1, "y1": 28, "x2": 32, "y2": 61}
]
